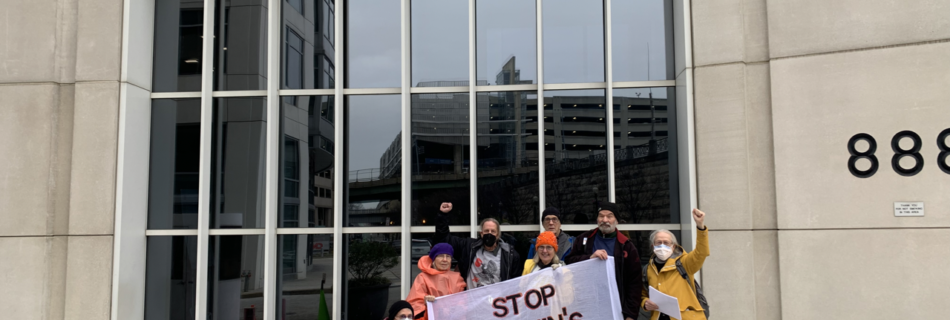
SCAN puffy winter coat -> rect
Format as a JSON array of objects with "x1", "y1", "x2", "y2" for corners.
[
  {"x1": 406, "y1": 255, "x2": 466, "y2": 319},
  {"x1": 640, "y1": 227, "x2": 710, "y2": 320}
]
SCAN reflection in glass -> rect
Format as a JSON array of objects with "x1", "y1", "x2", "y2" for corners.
[
  {"x1": 145, "y1": 236, "x2": 198, "y2": 320},
  {"x1": 476, "y1": 0, "x2": 536, "y2": 86},
  {"x1": 214, "y1": 0, "x2": 268, "y2": 91},
  {"x1": 281, "y1": 96, "x2": 335, "y2": 228},
  {"x1": 612, "y1": 0, "x2": 674, "y2": 81},
  {"x1": 542, "y1": 0, "x2": 604, "y2": 84},
  {"x1": 276, "y1": 234, "x2": 334, "y2": 319},
  {"x1": 152, "y1": 0, "x2": 204, "y2": 92},
  {"x1": 210, "y1": 98, "x2": 267, "y2": 229},
  {"x1": 346, "y1": 0, "x2": 400, "y2": 88},
  {"x1": 207, "y1": 235, "x2": 265, "y2": 320},
  {"x1": 345, "y1": 95, "x2": 402, "y2": 227},
  {"x1": 149, "y1": 99, "x2": 201, "y2": 229},
  {"x1": 613, "y1": 88, "x2": 678, "y2": 224},
  {"x1": 411, "y1": 93, "x2": 470, "y2": 226},
  {"x1": 477, "y1": 91, "x2": 540, "y2": 225},
  {"x1": 342, "y1": 233, "x2": 401, "y2": 320},
  {"x1": 282, "y1": 0, "x2": 336, "y2": 90},
  {"x1": 543, "y1": 90, "x2": 608, "y2": 222},
  {"x1": 411, "y1": 0, "x2": 468, "y2": 87}
]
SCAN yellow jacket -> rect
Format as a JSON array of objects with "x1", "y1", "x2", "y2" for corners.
[
  {"x1": 640, "y1": 227, "x2": 709, "y2": 320},
  {"x1": 521, "y1": 258, "x2": 562, "y2": 276}
]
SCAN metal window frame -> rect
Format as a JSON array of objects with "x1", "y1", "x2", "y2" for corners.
[{"x1": 128, "y1": 0, "x2": 697, "y2": 319}]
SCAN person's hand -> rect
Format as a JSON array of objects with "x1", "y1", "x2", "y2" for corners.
[
  {"x1": 692, "y1": 208, "x2": 706, "y2": 229},
  {"x1": 425, "y1": 295, "x2": 436, "y2": 302},
  {"x1": 440, "y1": 202, "x2": 453, "y2": 213},
  {"x1": 643, "y1": 299, "x2": 659, "y2": 311},
  {"x1": 591, "y1": 249, "x2": 609, "y2": 260},
  {"x1": 551, "y1": 263, "x2": 560, "y2": 270}
]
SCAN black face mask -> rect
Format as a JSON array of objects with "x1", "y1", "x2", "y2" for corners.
[{"x1": 481, "y1": 233, "x2": 497, "y2": 247}]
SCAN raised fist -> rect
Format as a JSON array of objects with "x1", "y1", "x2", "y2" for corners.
[
  {"x1": 692, "y1": 208, "x2": 706, "y2": 229},
  {"x1": 440, "y1": 202, "x2": 453, "y2": 213}
]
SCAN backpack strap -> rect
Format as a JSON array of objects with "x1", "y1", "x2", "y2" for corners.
[{"x1": 675, "y1": 259, "x2": 697, "y2": 292}]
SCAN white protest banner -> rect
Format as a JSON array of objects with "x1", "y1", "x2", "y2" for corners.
[{"x1": 426, "y1": 257, "x2": 623, "y2": 320}]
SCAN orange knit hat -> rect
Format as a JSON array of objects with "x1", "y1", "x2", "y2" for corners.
[{"x1": 536, "y1": 231, "x2": 558, "y2": 252}]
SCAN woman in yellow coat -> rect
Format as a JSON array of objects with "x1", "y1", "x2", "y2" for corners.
[
  {"x1": 522, "y1": 231, "x2": 562, "y2": 275},
  {"x1": 641, "y1": 208, "x2": 710, "y2": 320}
]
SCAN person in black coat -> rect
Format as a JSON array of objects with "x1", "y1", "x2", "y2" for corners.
[
  {"x1": 564, "y1": 202, "x2": 642, "y2": 320},
  {"x1": 430, "y1": 202, "x2": 522, "y2": 289}
]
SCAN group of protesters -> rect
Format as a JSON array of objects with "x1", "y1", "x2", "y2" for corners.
[{"x1": 386, "y1": 202, "x2": 710, "y2": 320}]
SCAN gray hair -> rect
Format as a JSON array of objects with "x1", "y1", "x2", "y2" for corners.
[
  {"x1": 479, "y1": 218, "x2": 501, "y2": 235},
  {"x1": 649, "y1": 229, "x2": 679, "y2": 246}
]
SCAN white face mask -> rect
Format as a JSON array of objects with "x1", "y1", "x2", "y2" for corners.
[{"x1": 653, "y1": 244, "x2": 673, "y2": 261}]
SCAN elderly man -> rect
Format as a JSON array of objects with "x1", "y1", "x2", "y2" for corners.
[
  {"x1": 431, "y1": 202, "x2": 522, "y2": 289},
  {"x1": 565, "y1": 202, "x2": 642, "y2": 320},
  {"x1": 526, "y1": 207, "x2": 574, "y2": 260}
]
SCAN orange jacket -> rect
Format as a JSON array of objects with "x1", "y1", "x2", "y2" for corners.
[{"x1": 406, "y1": 255, "x2": 466, "y2": 318}]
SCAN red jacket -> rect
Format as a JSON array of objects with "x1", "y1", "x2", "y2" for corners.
[{"x1": 406, "y1": 255, "x2": 466, "y2": 318}]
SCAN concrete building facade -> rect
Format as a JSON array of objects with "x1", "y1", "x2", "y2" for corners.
[{"x1": 1, "y1": 0, "x2": 948, "y2": 319}]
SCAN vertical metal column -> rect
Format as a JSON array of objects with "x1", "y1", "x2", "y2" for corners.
[
  {"x1": 468, "y1": 0, "x2": 478, "y2": 238},
  {"x1": 194, "y1": 0, "x2": 217, "y2": 318},
  {"x1": 535, "y1": 0, "x2": 545, "y2": 219},
  {"x1": 399, "y1": 0, "x2": 413, "y2": 299},
  {"x1": 332, "y1": 1, "x2": 346, "y2": 319},
  {"x1": 604, "y1": 0, "x2": 617, "y2": 203},
  {"x1": 263, "y1": 0, "x2": 281, "y2": 319}
]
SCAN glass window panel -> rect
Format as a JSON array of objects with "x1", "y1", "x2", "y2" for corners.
[
  {"x1": 145, "y1": 236, "x2": 198, "y2": 320},
  {"x1": 477, "y1": 91, "x2": 540, "y2": 225},
  {"x1": 276, "y1": 234, "x2": 334, "y2": 319},
  {"x1": 288, "y1": 0, "x2": 303, "y2": 14},
  {"x1": 476, "y1": 0, "x2": 536, "y2": 86},
  {"x1": 210, "y1": 97, "x2": 267, "y2": 229},
  {"x1": 281, "y1": 0, "x2": 336, "y2": 90},
  {"x1": 613, "y1": 88, "x2": 678, "y2": 224},
  {"x1": 152, "y1": 0, "x2": 204, "y2": 92},
  {"x1": 346, "y1": 0, "x2": 400, "y2": 88},
  {"x1": 542, "y1": 0, "x2": 605, "y2": 84},
  {"x1": 345, "y1": 95, "x2": 402, "y2": 227},
  {"x1": 148, "y1": 99, "x2": 201, "y2": 229},
  {"x1": 411, "y1": 0, "x2": 468, "y2": 87},
  {"x1": 214, "y1": 0, "x2": 268, "y2": 91},
  {"x1": 342, "y1": 233, "x2": 401, "y2": 320},
  {"x1": 611, "y1": 0, "x2": 674, "y2": 81},
  {"x1": 281, "y1": 96, "x2": 336, "y2": 228},
  {"x1": 207, "y1": 235, "x2": 265, "y2": 320},
  {"x1": 411, "y1": 93, "x2": 471, "y2": 226},
  {"x1": 543, "y1": 90, "x2": 608, "y2": 221}
]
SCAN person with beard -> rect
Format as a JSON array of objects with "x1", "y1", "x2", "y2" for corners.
[
  {"x1": 641, "y1": 208, "x2": 709, "y2": 320},
  {"x1": 564, "y1": 202, "x2": 642, "y2": 320},
  {"x1": 431, "y1": 202, "x2": 522, "y2": 289}
]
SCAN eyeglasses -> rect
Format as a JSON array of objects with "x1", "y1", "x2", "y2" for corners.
[{"x1": 543, "y1": 217, "x2": 559, "y2": 223}]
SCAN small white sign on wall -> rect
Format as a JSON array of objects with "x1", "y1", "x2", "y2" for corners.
[{"x1": 894, "y1": 202, "x2": 924, "y2": 217}]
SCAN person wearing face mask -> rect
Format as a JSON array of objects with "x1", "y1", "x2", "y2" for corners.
[
  {"x1": 640, "y1": 208, "x2": 709, "y2": 320},
  {"x1": 431, "y1": 202, "x2": 523, "y2": 289},
  {"x1": 522, "y1": 231, "x2": 563, "y2": 275},
  {"x1": 405, "y1": 243, "x2": 466, "y2": 319},
  {"x1": 565, "y1": 202, "x2": 642, "y2": 320}
]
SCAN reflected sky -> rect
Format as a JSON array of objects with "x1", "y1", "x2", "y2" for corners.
[
  {"x1": 412, "y1": 0, "x2": 469, "y2": 86},
  {"x1": 476, "y1": 0, "x2": 536, "y2": 85},
  {"x1": 542, "y1": 0, "x2": 604, "y2": 84},
  {"x1": 612, "y1": 0, "x2": 673, "y2": 81},
  {"x1": 346, "y1": 95, "x2": 401, "y2": 171},
  {"x1": 347, "y1": 0, "x2": 401, "y2": 88}
]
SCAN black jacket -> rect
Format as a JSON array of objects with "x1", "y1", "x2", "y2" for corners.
[
  {"x1": 431, "y1": 213, "x2": 522, "y2": 285},
  {"x1": 565, "y1": 228, "x2": 643, "y2": 319}
]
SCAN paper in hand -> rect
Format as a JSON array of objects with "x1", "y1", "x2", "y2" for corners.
[{"x1": 649, "y1": 286, "x2": 681, "y2": 319}]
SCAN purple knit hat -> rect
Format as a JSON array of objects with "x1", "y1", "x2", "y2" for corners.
[{"x1": 428, "y1": 243, "x2": 454, "y2": 260}]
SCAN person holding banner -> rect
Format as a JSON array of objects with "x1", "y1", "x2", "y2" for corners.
[
  {"x1": 565, "y1": 202, "x2": 642, "y2": 320},
  {"x1": 522, "y1": 231, "x2": 563, "y2": 275},
  {"x1": 405, "y1": 243, "x2": 466, "y2": 319},
  {"x1": 432, "y1": 202, "x2": 523, "y2": 289},
  {"x1": 640, "y1": 208, "x2": 709, "y2": 320}
]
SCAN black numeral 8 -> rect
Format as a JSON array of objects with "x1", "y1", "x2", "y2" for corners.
[
  {"x1": 890, "y1": 131, "x2": 924, "y2": 176},
  {"x1": 848, "y1": 133, "x2": 878, "y2": 178},
  {"x1": 938, "y1": 128, "x2": 950, "y2": 175}
]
